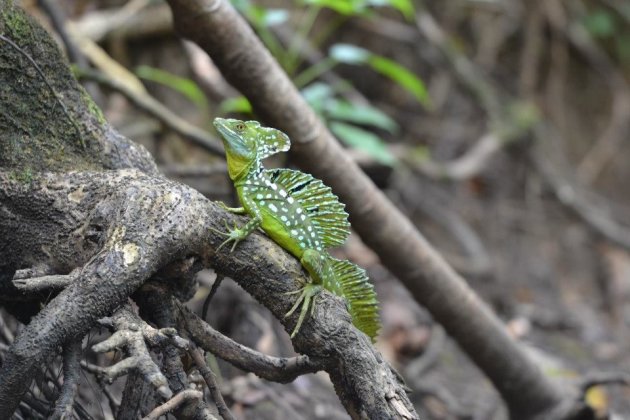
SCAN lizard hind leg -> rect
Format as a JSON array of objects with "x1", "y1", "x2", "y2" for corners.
[
  {"x1": 284, "y1": 283, "x2": 322, "y2": 338},
  {"x1": 283, "y1": 249, "x2": 327, "y2": 338}
]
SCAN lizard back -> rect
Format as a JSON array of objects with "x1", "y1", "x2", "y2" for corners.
[{"x1": 238, "y1": 168, "x2": 350, "y2": 256}]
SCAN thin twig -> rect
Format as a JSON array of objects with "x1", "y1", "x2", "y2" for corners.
[
  {"x1": 416, "y1": 4, "x2": 630, "y2": 253},
  {"x1": 404, "y1": 132, "x2": 506, "y2": 181},
  {"x1": 202, "y1": 274, "x2": 224, "y2": 321},
  {"x1": 78, "y1": 68, "x2": 224, "y2": 156},
  {"x1": 142, "y1": 389, "x2": 203, "y2": 420},
  {"x1": 190, "y1": 346, "x2": 235, "y2": 420},
  {"x1": 68, "y1": 0, "x2": 162, "y2": 42},
  {"x1": 12, "y1": 273, "x2": 77, "y2": 293},
  {"x1": 174, "y1": 299, "x2": 322, "y2": 383},
  {"x1": 532, "y1": 124, "x2": 630, "y2": 250},
  {"x1": 92, "y1": 306, "x2": 173, "y2": 399},
  {"x1": 544, "y1": 2, "x2": 630, "y2": 184},
  {"x1": 0, "y1": 312, "x2": 15, "y2": 344},
  {"x1": 37, "y1": 0, "x2": 103, "y2": 102},
  {"x1": 80, "y1": 360, "x2": 107, "y2": 375}
]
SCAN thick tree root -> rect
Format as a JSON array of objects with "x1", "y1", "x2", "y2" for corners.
[{"x1": 0, "y1": 168, "x2": 416, "y2": 418}]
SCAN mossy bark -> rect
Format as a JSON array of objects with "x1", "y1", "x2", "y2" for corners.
[{"x1": 0, "y1": 0, "x2": 156, "y2": 176}]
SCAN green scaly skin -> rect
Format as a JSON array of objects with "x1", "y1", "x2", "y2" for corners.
[{"x1": 212, "y1": 118, "x2": 380, "y2": 340}]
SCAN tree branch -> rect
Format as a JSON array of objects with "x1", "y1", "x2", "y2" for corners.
[
  {"x1": 142, "y1": 390, "x2": 204, "y2": 420},
  {"x1": 174, "y1": 299, "x2": 321, "y2": 383},
  {"x1": 189, "y1": 345, "x2": 236, "y2": 420},
  {"x1": 50, "y1": 339, "x2": 82, "y2": 420}
]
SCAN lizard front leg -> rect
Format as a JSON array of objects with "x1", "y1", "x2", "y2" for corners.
[
  {"x1": 211, "y1": 194, "x2": 262, "y2": 252},
  {"x1": 216, "y1": 201, "x2": 246, "y2": 214}
]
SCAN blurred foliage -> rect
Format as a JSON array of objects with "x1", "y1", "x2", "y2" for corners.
[
  {"x1": 584, "y1": 9, "x2": 617, "y2": 37},
  {"x1": 583, "y1": 6, "x2": 630, "y2": 63},
  {"x1": 223, "y1": 0, "x2": 429, "y2": 164},
  {"x1": 136, "y1": 65, "x2": 209, "y2": 114},
  {"x1": 302, "y1": 0, "x2": 414, "y2": 20},
  {"x1": 220, "y1": 96, "x2": 253, "y2": 114},
  {"x1": 329, "y1": 122, "x2": 397, "y2": 165},
  {"x1": 303, "y1": 82, "x2": 398, "y2": 165},
  {"x1": 329, "y1": 43, "x2": 430, "y2": 107}
]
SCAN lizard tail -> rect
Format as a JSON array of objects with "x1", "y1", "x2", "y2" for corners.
[{"x1": 328, "y1": 257, "x2": 381, "y2": 342}]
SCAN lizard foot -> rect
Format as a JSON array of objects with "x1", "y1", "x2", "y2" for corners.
[
  {"x1": 284, "y1": 283, "x2": 322, "y2": 338},
  {"x1": 209, "y1": 220, "x2": 247, "y2": 252}
]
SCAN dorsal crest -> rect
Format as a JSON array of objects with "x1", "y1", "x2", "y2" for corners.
[{"x1": 264, "y1": 169, "x2": 350, "y2": 248}]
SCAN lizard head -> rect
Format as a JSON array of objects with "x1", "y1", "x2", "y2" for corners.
[
  {"x1": 214, "y1": 118, "x2": 259, "y2": 181},
  {"x1": 214, "y1": 118, "x2": 291, "y2": 181}
]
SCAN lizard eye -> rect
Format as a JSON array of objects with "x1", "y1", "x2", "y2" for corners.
[{"x1": 235, "y1": 122, "x2": 246, "y2": 132}]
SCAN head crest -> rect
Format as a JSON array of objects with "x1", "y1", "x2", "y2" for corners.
[
  {"x1": 256, "y1": 126, "x2": 290, "y2": 159},
  {"x1": 213, "y1": 118, "x2": 291, "y2": 161}
]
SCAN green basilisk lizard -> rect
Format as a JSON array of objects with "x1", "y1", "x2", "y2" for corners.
[{"x1": 212, "y1": 118, "x2": 380, "y2": 341}]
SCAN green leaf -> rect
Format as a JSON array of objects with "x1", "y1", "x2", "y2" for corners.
[
  {"x1": 302, "y1": 0, "x2": 365, "y2": 15},
  {"x1": 616, "y1": 34, "x2": 630, "y2": 63},
  {"x1": 135, "y1": 66, "x2": 209, "y2": 112},
  {"x1": 325, "y1": 100, "x2": 398, "y2": 133},
  {"x1": 264, "y1": 9, "x2": 289, "y2": 26},
  {"x1": 583, "y1": 10, "x2": 616, "y2": 38},
  {"x1": 367, "y1": 0, "x2": 414, "y2": 19},
  {"x1": 230, "y1": 0, "x2": 252, "y2": 13},
  {"x1": 301, "y1": 0, "x2": 413, "y2": 17},
  {"x1": 237, "y1": 4, "x2": 286, "y2": 38},
  {"x1": 219, "y1": 96, "x2": 253, "y2": 114},
  {"x1": 301, "y1": 82, "x2": 334, "y2": 112},
  {"x1": 329, "y1": 43, "x2": 430, "y2": 107},
  {"x1": 330, "y1": 121, "x2": 397, "y2": 166},
  {"x1": 387, "y1": 0, "x2": 414, "y2": 20},
  {"x1": 367, "y1": 55, "x2": 430, "y2": 107},
  {"x1": 329, "y1": 43, "x2": 371, "y2": 64}
]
